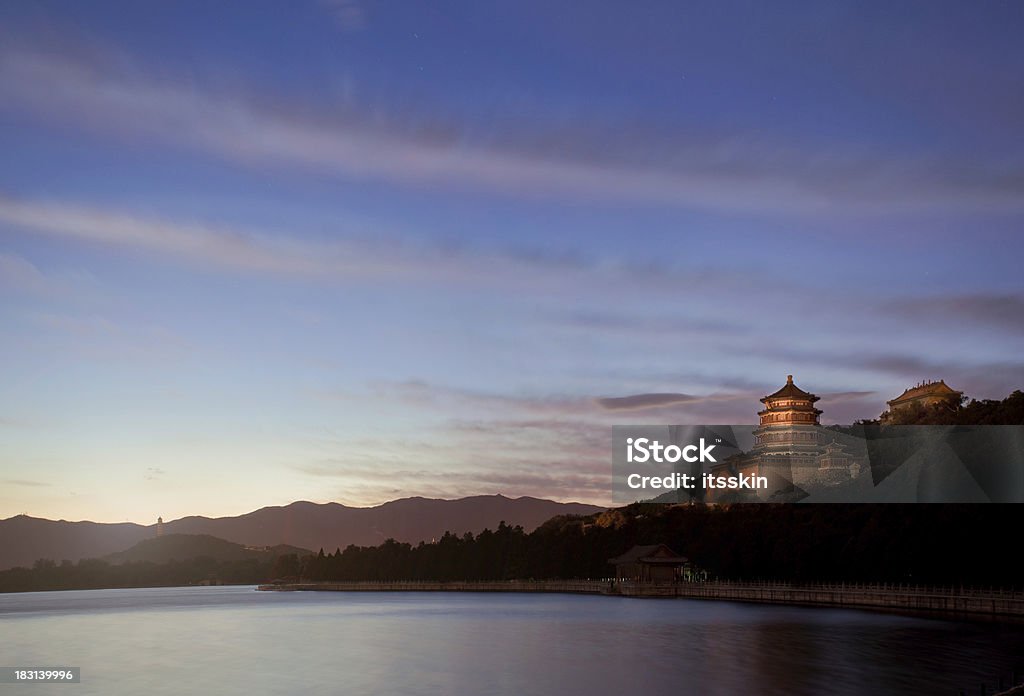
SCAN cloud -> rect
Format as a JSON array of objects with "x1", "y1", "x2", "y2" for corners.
[
  {"x1": 0, "y1": 195, "x2": 747, "y2": 299},
  {"x1": 363, "y1": 380, "x2": 594, "y2": 416},
  {"x1": 819, "y1": 390, "x2": 877, "y2": 402},
  {"x1": 294, "y1": 389, "x2": 633, "y2": 505},
  {"x1": 30, "y1": 312, "x2": 120, "y2": 337},
  {"x1": 866, "y1": 358, "x2": 1024, "y2": 401},
  {"x1": 321, "y1": 0, "x2": 366, "y2": 31},
  {"x1": 293, "y1": 428, "x2": 612, "y2": 504},
  {"x1": 0, "y1": 252, "x2": 99, "y2": 299},
  {"x1": 596, "y1": 393, "x2": 698, "y2": 411},
  {"x1": 0, "y1": 196, "x2": 330, "y2": 276},
  {"x1": 549, "y1": 309, "x2": 747, "y2": 339},
  {"x1": 741, "y1": 343, "x2": 1024, "y2": 403},
  {"x1": 0, "y1": 195, "x2": 567, "y2": 293},
  {"x1": 3, "y1": 479, "x2": 50, "y2": 487},
  {"x1": 2, "y1": 43, "x2": 1023, "y2": 213},
  {"x1": 19, "y1": 309, "x2": 191, "y2": 363},
  {"x1": 299, "y1": 379, "x2": 771, "y2": 505},
  {"x1": 0, "y1": 253, "x2": 49, "y2": 292},
  {"x1": 886, "y1": 294, "x2": 1024, "y2": 335},
  {"x1": 336, "y1": 379, "x2": 753, "y2": 422},
  {"x1": 815, "y1": 391, "x2": 884, "y2": 424},
  {"x1": 296, "y1": 447, "x2": 612, "y2": 505}
]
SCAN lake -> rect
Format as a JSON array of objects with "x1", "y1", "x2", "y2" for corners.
[{"x1": 1, "y1": 586, "x2": 1021, "y2": 695}]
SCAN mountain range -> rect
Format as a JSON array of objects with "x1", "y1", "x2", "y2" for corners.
[
  {"x1": 104, "y1": 534, "x2": 311, "y2": 565},
  {"x1": 0, "y1": 495, "x2": 604, "y2": 570}
]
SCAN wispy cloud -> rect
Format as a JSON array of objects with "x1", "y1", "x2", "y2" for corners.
[
  {"x1": 0, "y1": 253, "x2": 52, "y2": 294},
  {"x1": 0, "y1": 196, "x2": 330, "y2": 276},
  {"x1": 330, "y1": 379, "x2": 750, "y2": 421},
  {"x1": 3, "y1": 479, "x2": 50, "y2": 487},
  {"x1": 736, "y1": 344, "x2": 1024, "y2": 405},
  {"x1": 549, "y1": 309, "x2": 746, "y2": 339},
  {"x1": 0, "y1": 195, "x2": 706, "y2": 295},
  {"x1": 321, "y1": 0, "x2": 366, "y2": 31},
  {"x1": 2, "y1": 43, "x2": 1023, "y2": 213},
  {"x1": 297, "y1": 380, "x2": 763, "y2": 505},
  {"x1": 886, "y1": 294, "x2": 1024, "y2": 335},
  {"x1": 0, "y1": 252, "x2": 99, "y2": 299},
  {"x1": 20, "y1": 309, "x2": 191, "y2": 363},
  {"x1": 596, "y1": 393, "x2": 698, "y2": 411},
  {"x1": 293, "y1": 420, "x2": 612, "y2": 504}
]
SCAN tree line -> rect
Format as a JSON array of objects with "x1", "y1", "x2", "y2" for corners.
[
  {"x1": 294, "y1": 503, "x2": 1022, "y2": 588},
  {"x1": 0, "y1": 556, "x2": 273, "y2": 593}
]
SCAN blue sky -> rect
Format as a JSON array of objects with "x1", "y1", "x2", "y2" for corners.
[{"x1": 1, "y1": 1, "x2": 1023, "y2": 522}]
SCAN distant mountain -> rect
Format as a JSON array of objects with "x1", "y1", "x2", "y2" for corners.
[
  {"x1": 105, "y1": 534, "x2": 310, "y2": 565},
  {"x1": 161, "y1": 495, "x2": 603, "y2": 554},
  {"x1": 0, "y1": 515, "x2": 150, "y2": 572},
  {"x1": 0, "y1": 495, "x2": 604, "y2": 570}
]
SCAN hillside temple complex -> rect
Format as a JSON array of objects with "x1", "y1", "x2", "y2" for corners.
[{"x1": 881, "y1": 379, "x2": 963, "y2": 422}]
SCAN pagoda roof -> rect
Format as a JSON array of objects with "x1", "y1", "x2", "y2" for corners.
[
  {"x1": 888, "y1": 380, "x2": 962, "y2": 405},
  {"x1": 761, "y1": 375, "x2": 819, "y2": 403},
  {"x1": 608, "y1": 544, "x2": 689, "y2": 566},
  {"x1": 758, "y1": 403, "x2": 822, "y2": 414}
]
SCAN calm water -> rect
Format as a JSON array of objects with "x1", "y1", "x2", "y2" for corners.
[{"x1": 1, "y1": 586, "x2": 1022, "y2": 695}]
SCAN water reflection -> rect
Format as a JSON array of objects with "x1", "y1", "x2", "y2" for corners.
[{"x1": 1, "y1": 586, "x2": 1020, "y2": 696}]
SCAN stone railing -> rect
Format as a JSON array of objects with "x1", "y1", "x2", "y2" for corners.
[
  {"x1": 257, "y1": 579, "x2": 1024, "y2": 618},
  {"x1": 615, "y1": 580, "x2": 1024, "y2": 617}
]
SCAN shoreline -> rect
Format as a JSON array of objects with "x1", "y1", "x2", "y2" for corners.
[{"x1": 259, "y1": 580, "x2": 1024, "y2": 622}]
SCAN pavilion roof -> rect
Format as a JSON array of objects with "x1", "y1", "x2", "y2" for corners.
[
  {"x1": 888, "y1": 380, "x2": 962, "y2": 405},
  {"x1": 608, "y1": 543, "x2": 689, "y2": 566},
  {"x1": 761, "y1": 375, "x2": 819, "y2": 403}
]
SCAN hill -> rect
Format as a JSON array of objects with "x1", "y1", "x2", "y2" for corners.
[
  {"x1": 0, "y1": 495, "x2": 604, "y2": 570},
  {"x1": 104, "y1": 534, "x2": 310, "y2": 565},
  {"x1": 162, "y1": 495, "x2": 604, "y2": 554}
]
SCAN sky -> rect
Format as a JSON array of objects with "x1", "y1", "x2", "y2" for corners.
[{"x1": 1, "y1": 1, "x2": 1023, "y2": 523}]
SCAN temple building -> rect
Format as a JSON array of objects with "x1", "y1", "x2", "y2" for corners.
[
  {"x1": 707, "y1": 375, "x2": 866, "y2": 501},
  {"x1": 608, "y1": 544, "x2": 691, "y2": 583},
  {"x1": 753, "y1": 375, "x2": 823, "y2": 466},
  {"x1": 882, "y1": 380, "x2": 963, "y2": 422},
  {"x1": 816, "y1": 439, "x2": 863, "y2": 484}
]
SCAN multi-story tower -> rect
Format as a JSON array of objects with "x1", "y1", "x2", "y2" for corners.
[{"x1": 753, "y1": 375, "x2": 822, "y2": 476}]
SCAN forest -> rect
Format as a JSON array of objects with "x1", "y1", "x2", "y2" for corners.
[
  {"x1": 0, "y1": 556, "x2": 274, "y2": 593},
  {"x1": 293, "y1": 503, "x2": 1022, "y2": 587}
]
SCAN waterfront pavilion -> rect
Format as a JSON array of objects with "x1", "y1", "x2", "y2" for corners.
[{"x1": 608, "y1": 544, "x2": 690, "y2": 583}]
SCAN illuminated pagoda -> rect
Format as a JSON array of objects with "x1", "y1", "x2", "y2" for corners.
[
  {"x1": 706, "y1": 375, "x2": 868, "y2": 502},
  {"x1": 752, "y1": 375, "x2": 822, "y2": 466}
]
